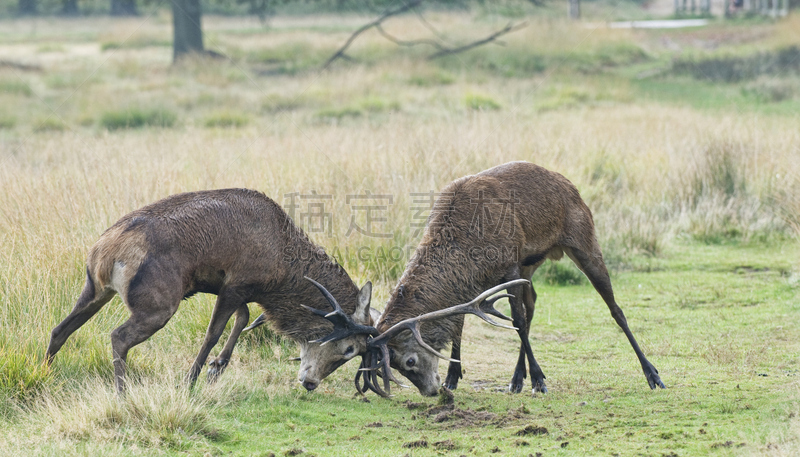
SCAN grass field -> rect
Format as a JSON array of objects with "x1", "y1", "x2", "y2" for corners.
[{"x1": 1, "y1": 8, "x2": 799, "y2": 456}]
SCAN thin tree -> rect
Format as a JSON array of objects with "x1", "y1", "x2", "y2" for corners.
[
  {"x1": 19, "y1": 0, "x2": 37, "y2": 15},
  {"x1": 111, "y1": 0, "x2": 138, "y2": 15},
  {"x1": 172, "y1": 0, "x2": 204, "y2": 61},
  {"x1": 61, "y1": 0, "x2": 79, "y2": 15}
]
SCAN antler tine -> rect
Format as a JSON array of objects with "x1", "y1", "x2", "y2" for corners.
[
  {"x1": 406, "y1": 321, "x2": 459, "y2": 362},
  {"x1": 353, "y1": 346, "x2": 409, "y2": 397},
  {"x1": 379, "y1": 345, "x2": 410, "y2": 388},
  {"x1": 368, "y1": 279, "x2": 529, "y2": 351},
  {"x1": 304, "y1": 276, "x2": 344, "y2": 314},
  {"x1": 243, "y1": 313, "x2": 267, "y2": 331},
  {"x1": 481, "y1": 294, "x2": 515, "y2": 322},
  {"x1": 354, "y1": 355, "x2": 371, "y2": 395},
  {"x1": 368, "y1": 349, "x2": 391, "y2": 397},
  {"x1": 302, "y1": 276, "x2": 379, "y2": 345}
]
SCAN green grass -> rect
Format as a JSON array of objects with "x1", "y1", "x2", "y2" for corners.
[
  {"x1": 99, "y1": 107, "x2": 178, "y2": 130},
  {"x1": 203, "y1": 111, "x2": 250, "y2": 128},
  {"x1": 2, "y1": 240, "x2": 797, "y2": 455},
  {"x1": 464, "y1": 92, "x2": 502, "y2": 111},
  {"x1": 0, "y1": 79, "x2": 33, "y2": 96}
]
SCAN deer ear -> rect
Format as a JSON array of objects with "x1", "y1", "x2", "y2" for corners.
[{"x1": 354, "y1": 282, "x2": 372, "y2": 324}]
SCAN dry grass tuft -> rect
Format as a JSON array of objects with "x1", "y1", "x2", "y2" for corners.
[{"x1": 12, "y1": 376, "x2": 221, "y2": 452}]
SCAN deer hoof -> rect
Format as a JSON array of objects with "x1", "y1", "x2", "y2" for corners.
[
  {"x1": 645, "y1": 364, "x2": 665, "y2": 389},
  {"x1": 508, "y1": 382, "x2": 524, "y2": 394},
  {"x1": 532, "y1": 381, "x2": 548, "y2": 394},
  {"x1": 207, "y1": 359, "x2": 229, "y2": 382},
  {"x1": 443, "y1": 374, "x2": 460, "y2": 390}
]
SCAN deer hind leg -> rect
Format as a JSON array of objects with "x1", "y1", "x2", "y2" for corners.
[
  {"x1": 565, "y1": 246, "x2": 665, "y2": 389},
  {"x1": 186, "y1": 288, "x2": 246, "y2": 385},
  {"x1": 110, "y1": 268, "x2": 182, "y2": 394},
  {"x1": 207, "y1": 304, "x2": 250, "y2": 382},
  {"x1": 47, "y1": 272, "x2": 115, "y2": 364},
  {"x1": 507, "y1": 266, "x2": 547, "y2": 394},
  {"x1": 443, "y1": 316, "x2": 464, "y2": 390}
]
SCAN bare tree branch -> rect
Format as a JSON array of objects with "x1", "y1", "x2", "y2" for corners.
[
  {"x1": 374, "y1": 23, "x2": 446, "y2": 51},
  {"x1": 413, "y1": 8, "x2": 451, "y2": 44},
  {"x1": 0, "y1": 60, "x2": 42, "y2": 72},
  {"x1": 322, "y1": 1, "x2": 527, "y2": 69},
  {"x1": 427, "y1": 21, "x2": 527, "y2": 60},
  {"x1": 322, "y1": 0, "x2": 424, "y2": 70}
]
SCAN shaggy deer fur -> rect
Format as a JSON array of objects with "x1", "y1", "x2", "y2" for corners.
[
  {"x1": 46, "y1": 189, "x2": 372, "y2": 393},
  {"x1": 376, "y1": 161, "x2": 664, "y2": 396}
]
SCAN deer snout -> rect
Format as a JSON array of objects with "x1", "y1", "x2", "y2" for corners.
[
  {"x1": 418, "y1": 373, "x2": 441, "y2": 397},
  {"x1": 298, "y1": 368, "x2": 320, "y2": 391}
]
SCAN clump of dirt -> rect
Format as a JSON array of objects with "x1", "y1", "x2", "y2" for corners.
[
  {"x1": 285, "y1": 448, "x2": 304, "y2": 456},
  {"x1": 515, "y1": 425, "x2": 548, "y2": 436},
  {"x1": 433, "y1": 439, "x2": 457, "y2": 450},
  {"x1": 403, "y1": 400, "x2": 428, "y2": 410},
  {"x1": 495, "y1": 404, "x2": 531, "y2": 425},
  {"x1": 417, "y1": 403, "x2": 497, "y2": 428},
  {"x1": 437, "y1": 386, "x2": 455, "y2": 405},
  {"x1": 365, "y1": 422, "x2": 383, "y2": 428},
  {"x1": 417, "y1": 398, "x2": 532, "y2": 429},
  {"x1": 711, "y1": 441, "x2": 746, "y2": 449},
  {"x1": 403, "y1": 439, "x2": 429, "y2": 448}
]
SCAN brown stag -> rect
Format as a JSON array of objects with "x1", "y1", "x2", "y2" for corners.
[
  {"x1": 46, "y1": 189, "x2": 375, "y2": 393},
  {"x1": 307, "y1": 161, "x2": 665, "y2": 397}
]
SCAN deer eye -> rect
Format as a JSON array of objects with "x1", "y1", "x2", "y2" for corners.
[
  {"x1": 345, "y1": 345, "x2": 354, "y2": 356},
  {"x1": 406, "y1": 357, "x2": 416, "y2": 368}
]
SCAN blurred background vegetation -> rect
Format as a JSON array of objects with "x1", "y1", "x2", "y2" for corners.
[{"x1": 0, "y1": 0, "x2": 798, "y2": 454}]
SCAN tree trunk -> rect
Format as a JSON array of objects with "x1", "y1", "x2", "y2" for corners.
[
  {"x1": 172, "y1": 0, "x2": 203, "y2": 62},
  {"x1": 568, "y1": 0, "x2": 580, "y2": 19},
  {"x1": 19, "y1": 0, "x2": 37, "y2": 15},
  {"x1": 62, "y1": 0, "x2": 78, "y2": 15},
  {"x1": 110, "y1": 0, "x2": 138, "y2": 16}
]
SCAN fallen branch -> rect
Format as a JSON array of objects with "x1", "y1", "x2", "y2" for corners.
[
  {"x1": 427, "y1": 22, "x2": 527, "y2": 60},
  {"x1": 322, "y1": 1, "x2": 527, "y2": 70},
  {"x1": 374, "y1": 23, "x2": 446, "y2": 52},
  {"x1": 322, "y1": 0, "x2": 423, "y2": 70},
  {"x1": 0, "y1": 59, "x2": 43, "y2": 72}
]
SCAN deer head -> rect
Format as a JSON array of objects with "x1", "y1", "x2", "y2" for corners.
[
  {"x1": 245, "y1": 277, "x2": 377, "y2": 391},
  {"x1": 304, "y1": 278, "x2": 528, "y2": 397}
]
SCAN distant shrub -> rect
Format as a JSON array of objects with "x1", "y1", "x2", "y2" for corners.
[
  {"x1": 315, "y1": 97, "x2": 400, "y2": 121},
  {"x1": 0, "y1": 116, "x2": 15, "y2": 129},
  {"x1": 742, "y1": 78, "x2": 797, "y2": 103},
  {"x1": 100, "y1": 107, "x2": 177, "y2": 130},
  {"x1": 0, "y1": 80, "x2": 33, "y2": 96},
  {"x1": 672, "y1": 45, "x2": 800, "y2": 83},
  {"x1": 438, "y1": 49, "x2": 546, "y2": 78},
  {"x1": 203, "y1": 111, "x2": 250, "y2": 128},
  {"x1": 315, "y1": 106, "x2": 364, "y2": 120},
  {"x1": 407, "y1": 70, "x2": 455, "y2": 87},
  {"x1": 33, "y1": 117, "x2": 66, "y2": 132},
  {"x1": 464, "y1": 92, "x2": 502, "y2": 110},
  {"x1": 359, "y1": 96, "x2": 401, "y2": 113},
  {"x1": 262, "y1": 94, "x2": 308, "y2": 113},
  {"x1": 246, "y1": 42, "x2": 329, "y2": 75},
  {"x1": 100, "y1": 36, "x2": 171, "y2": 51}
]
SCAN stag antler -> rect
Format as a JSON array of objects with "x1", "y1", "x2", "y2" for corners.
[
  {"x1": 360, "y1": 278, "x2": 529, "y2": 397},
  {"x1": 301, "y1": 277, "x2": 380, "y2": 344},
  {"x1": 244, "y1": 276, "x2": 379, "y2": 344}
]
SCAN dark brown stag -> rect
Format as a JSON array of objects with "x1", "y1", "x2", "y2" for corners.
[
  {"x1": 376, "y1": 161, "x2": 665, "y2": 395},
  {"x1": 46, "y1": 189, "x2": 373, "y2": 393},
  {"x1": 309, "y1": 161, "x2": 665, "y2": 397}
]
